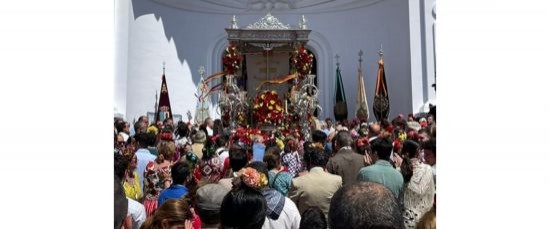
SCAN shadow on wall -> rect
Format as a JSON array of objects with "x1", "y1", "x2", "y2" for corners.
[
  {"x1": 125, "y1": 8, "x2": 198, "y2": 124},
  {"x1": 131, "y1": 0, "x2": 204, "y2": 86}
]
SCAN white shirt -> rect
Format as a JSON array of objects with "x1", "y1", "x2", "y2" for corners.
[
  {"x1": 216, "y1": 148, "x2": 229, "y2": 171},
  {"x1": 127, "y1": 198, "x2": 146, "y2": 229},
  {"x1": 206, "y1": 126, "x2": 214, "y2": 136},
  {"x1": 120, "y1": 132, "x2": 129, "y2": 142},
  {"x1": 262, "y1": 197, "x2": 301, "y2": 229}
]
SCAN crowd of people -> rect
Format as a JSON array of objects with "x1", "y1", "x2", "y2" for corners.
[{"x1": 114, "y1": 113, "x2": 436, "y2": 229}]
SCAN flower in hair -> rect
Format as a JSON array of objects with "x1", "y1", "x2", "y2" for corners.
[
  {"x1": 237, "y1": 167, "x2": 268, "y2": 189},
  {"x1": 160, "y1": 132, "x2": 173, "y2": 141}
]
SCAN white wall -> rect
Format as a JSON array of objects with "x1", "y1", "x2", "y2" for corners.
[{"x1": 115, "y1": 0, "x2": 435, "y2": 122}]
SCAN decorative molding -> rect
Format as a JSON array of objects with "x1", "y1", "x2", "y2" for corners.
[
  {"x1": 245, "y1": 13, "x2": 291, "y2": 29},
  {"x1": 152, "y1": 0, "x2": 386, "y2": 14}
]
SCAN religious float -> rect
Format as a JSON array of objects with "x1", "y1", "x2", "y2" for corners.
[{"x1": 197, "y1": 13, "x2": 322, "y2": 143}]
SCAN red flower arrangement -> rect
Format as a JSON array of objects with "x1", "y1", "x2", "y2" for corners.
[
  {"x1": 234, "y1": 127, "x2": 262, "y2": 146},
  {"x1": 222, "y1": 42, "x2": 242, "y2": 75},
  {"x1": 292, "y1": 45, "x2": 314, "y2": 77},
  {"x1": 253, "y1": 90, "x2": 284, "y2": 125}
]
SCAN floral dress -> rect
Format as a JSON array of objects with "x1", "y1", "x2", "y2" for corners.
[
  {"x1": 403, "y1": 159, "x2": 436, "y2": 229},
  {"x1": 143, "y1": 161, "x2": 172, "y2": 217}
]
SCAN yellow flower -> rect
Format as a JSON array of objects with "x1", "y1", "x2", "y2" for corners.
[
  {"x1": 276, "y1": 104, "x2": 282, "y2": 111},
  {"x1": 261, "y1": 94, "x2": 265, "y2": 99},
  {"x1": 270, "y1": 100, "x2": 275, "y2": 105},
  {"x1": 268, "y1": 106, "x2": 273, "y2": 110},
  {"x1": 271, "y1": 90, "x2": 277, "y2": 95}
]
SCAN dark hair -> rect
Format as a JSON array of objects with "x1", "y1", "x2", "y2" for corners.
[
  {"x1": 114, "y1": 153, "x2": 129, "y2": 180},
  {"x1": 336, "y1": 130, "x2": 353, "y2": 147},
  {"x1": 220, "y1": 187, "x2": 267, "y2": 229},
  {"x1": 135, "y1": 132, "x2": 148, "y2": 148},
  {"x1": 401, "y1": 140, "x2": 420, "y2": 159},
  {"x1": 134, "y1": 121, "x2": 145, "y2": 134},
  {"x1": 216, "y1": 134, "x2": 228, "y2": 148},
  {"x1": 147, "y1": 132, "x2": 158, "y2": 147},
  {"x1": 299, "y1": 206, "x2": 327, "y2": 229},
  {"x1": 371, "y1": 138, "x2": 393, "y2": 161},
  {"x1": 171, "y1": 162, "x2": 191, "y2": 185},
  {"x1": 329, "y1": 182, "x2": 404, "y2": 229},
  {"x1": 213, "y1": 119, "x2": 224, "y2": 136},
  {"x1": 400, "y1": 140, "x2": 420, "y2": 183},
  {"x1": 421, "y1": 138, "x2": 436, "y2": 156},
  {"x1": 304, "y1": 147, "x2": 327, "y2": 170},
  {"x1": 312, "y1": 130, "x2": 327, "y2": 144},
  {"x1": 175, "y1": 122, "x2": 189, "y2": 139},
  {"x1": 229, "y1": 146, "x2": 249, "y2": 172},
  {"x1": 115, "y1": 121, "x2": 127, "y2": 133},
  {"x1": 263, "y1": 146, "x2": 281, "y2": 170},
  {"x1": 114, "y1": 174, "x2": 128, "y2": 229}
]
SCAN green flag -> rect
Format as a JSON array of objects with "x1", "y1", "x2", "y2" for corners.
[{"x1": 334, "y1": 65, "x2": 348, "y2": 121}]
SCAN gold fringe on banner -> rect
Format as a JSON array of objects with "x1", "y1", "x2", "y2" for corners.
[{"x1": 255, "y1": 73, "x2": 298, "y2": 91}]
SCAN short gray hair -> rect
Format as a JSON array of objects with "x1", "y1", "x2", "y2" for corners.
[{"x1": 336, "y1": 130, "x2": 353, "y2": 147}]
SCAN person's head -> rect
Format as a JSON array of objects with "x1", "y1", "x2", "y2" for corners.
[
  {"x1": 192, "y1": 130, "x2": 207, "y2": 144},
  {"x1": 138, "y1": 115, "x2": 149, "y2": 127},
  {"x1": 263, "y1": 147, "x2": 282, "y2": 171},
  {"x1": 299, "y1": 206, "x2": 327, "y2": 229},
  {"x1": 407, "y1": 113, "x2": 415, "y2": 122},
  {"x1": 163, "y1": 117, "x2": 174, "y2": 129},
  {"x1": 196, "y1": 183, "x2": 231, "y2": 226},
  {"x1": 215, "y1": 135, "x2": 228, "y2": 149},
  {"x1": 229, "y1": 146, "x2": 249, "y2": 172},
  {"x1": 401, "y1": 140, "x2": 420, "y2": 159},
  {"x1": 325, "y1": 118, "x2": 333, "y2": 128},
  {"x1": 205, "y1": 117, "x2": 214, "y2": 128},
  {"x1": 329, "y1": 182, "x2": 405, "y2": 229},
  {"x1": 416, "y1": 206, "x2": 436, "y2": 229},
  {"x1": 115, "y1": 134, "x2": 126, "y2": 150},
  {"x1": 116, "y1": 121, "x2": 129, "y2": 134},
  {"x1": 422, "y1": 138, "x2": 436, "y2": 166},
  {"x1": 175, "y1": 122, "x2": 189, "y2": 138},
  {"x1": 135, "y1": 132, "x2": 149, "y2": 148},
  {"x1": 220, "y1": 187, "x2": 267, "y2": 229},
  {"x1": 171, "y1": 162, "x2": 192, "y2": 185},
  {"x1": 427, "y1": 115, "x2": 434, "y2": 125},
  {"x1": 312, "y1": 130, "x2": 327, "y2": 144},
  {"x1": 368, "y1": 123, "x2": 381, "y2": 138},
  {"x1": 418, "y1": 128, "x2": 430, "y2": 142},
  {"x1": 304, "y1": 147, "x2": 327, "y2": 170},
  {"x1": 335, "y1": 130, "x2": 353, "y2": 149},
  {"x1": 370, "y1": 137, "x2": 393, "y2": 161},
  {"x1": 245, "y1": 161, "x2": 270, "y2": 185},
  {"x1": 114, "y1": 153, "x2": 129, "y2": 180},
  {"x1": 133, "y1": 121, "x2": 145, "y2": 134},
  {"x1": 213, "y1": 119, "x2": 223, "y2": 135},
  {"x1": 157, "y1": 140, "x2": 176, "y2": 162},
  {"x1": 141, "y1": 199, "x2": 194, "y2": 229},
  {"x1": 126, "y1": 153, "x2": 137, "y2": 172}
]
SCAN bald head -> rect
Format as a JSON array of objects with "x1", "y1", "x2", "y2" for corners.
[
  {"x1": 368, "y1": 123, "x2": 381, "y2": 138},
  {"x1": 329, "y1": 182, "x2": 404, "y2": 229}
]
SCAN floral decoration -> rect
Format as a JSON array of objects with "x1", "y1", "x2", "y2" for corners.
[
  {"x1": 253, "y1": 90, "x2": 284, "y2": 125},
  {"x1": 292, "y1": 45, "x2": 314, "y2": 77},
  {"x1": 237, "y1": 167, "x2": 268, "y2": 189},
  {"x1": 222, "y1": 42, "x2": 242, "y2": 75}
]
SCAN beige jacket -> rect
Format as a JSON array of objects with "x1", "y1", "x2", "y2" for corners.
[{"x1": 288, "y1": 167, "x2": 342, "y2": 218}]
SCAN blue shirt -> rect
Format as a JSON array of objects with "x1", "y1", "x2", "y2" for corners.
[
  {"x1": 158, "y1": 184, "x2": 188, "y2": 207},
  {"x1": 135, "y1": 148, "x2": 156, "y2": 191},
  {"x1": 252, "y1": 143, "x2": 266, "y2": 162}
]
